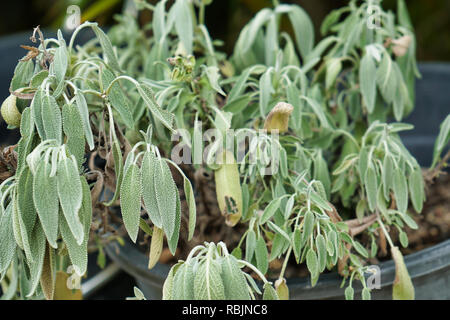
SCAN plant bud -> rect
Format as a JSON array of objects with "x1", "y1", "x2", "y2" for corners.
[
  {"x1": 391, "y1": 35, "x2": 412, "y2": 57},
  {"x1": 1, "y1": 94, "x2": 21, "y2": 127},
  {"x1": 263, "y1": 102, "x2": 294, "y2": 133}
]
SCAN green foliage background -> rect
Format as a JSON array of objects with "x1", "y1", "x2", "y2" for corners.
[{"x1": 0, "y1": 0, "x2": 448, "y2": 61}]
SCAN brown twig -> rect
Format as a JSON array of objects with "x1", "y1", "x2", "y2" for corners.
[
  {"x1": 424, "y1": 149, "x2": 450, "y2": 184},
  {"x1": 30, "y1": 25, "x2": 53, "y2": 69}
]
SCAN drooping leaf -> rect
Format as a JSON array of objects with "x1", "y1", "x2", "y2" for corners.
[
  {"x1": 194, "y1": 260, "x2": 225, "y2": 300},
  {"x1": 33, "y1": 161, "x2": 59, "y2": 248},
  {"x1": 262, "y1": 282, "x2": 279, "y2": 300},
  {"x1": 0, "y1": 204, "x2": 16, "y2": 274},
  {"x1": 408, "y1": 167, "x2": 424, "y2": 213},
  {"x1": 172, "y1": 262, "x2": 195, "y2": 300},
  {"x1": 41, "y1": 94, "x2": 62, "y2": 144},
  {"x1": 148, "y1": 226, "x2": 163, "y2": 270},
  {"x1": 91, "y1": 24, "x2": 121, "y2": 72},
  {"x1": 57, "y1": 156, "x2": 84, "y2": 245},
  {"x1": 102, "y1": 68, "x2": 134, "y2": 128},
  {"x1": 255, "y1": 237, "x2": 269, "y2": 275},
  {"x1": 184, "y1": 176, "x2": 196, "y2": 241},
  {"x1": 40, "y1": 242, "x2": 55, "y2": 300},
  {"x1": 141, "y1": 151, "x2": 161, "y2": 228},
  {"x1": 154, "y1": 158, "x2": 177, "y2": 239},
  {"x1": 26, "y1": 222, "x2": 46, "y2": 297},
  {"x1": 221, "y1": 255, "x2": 250, "y2": 300},
  {"x1": 275, "y1": 278, "x2": 289, "y2": 300},
  {"x1": 393, "y1": 169, "x2": 408, "y2": 214},
  {"x1": 173, "y1": 0, "x2": 194, "y2": 55},
  {"x1": 360, "y1": 52, "x2": 377, "y2": 112},
  {"x1": 62, "y1": 104, "x2": 85, "y2": 169},
  {"x1": 365, "y1": 164, "x2": 378, "y2": 211},
  {"x1": 288, "y1": 5, "x2": 315, "y2": 60},
  {"x1": 59, "y1": 176, "x2": 92, "y2": 276},
  {"x1": 17, "y1": 167, "x2": 37, "y2": 261},
  {"x1": 75, "y1": 92, "x2": 94, "y2": 150},
  {"x1": 391, "y1": 246, "x2": 415, "y2": 300},
  {"x1": 120, "y1": 163, "x2": 142, "y2": 242},
  {"x1": 214, "y1": 150, "x2": 243, "y2": 227}
]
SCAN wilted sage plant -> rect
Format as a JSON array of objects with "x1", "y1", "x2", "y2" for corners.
[{"x1": 0, "y1": 0, "x2": 449, "y2": 300}]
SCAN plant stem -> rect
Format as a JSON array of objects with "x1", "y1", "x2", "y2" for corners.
[
  {"x1": 376, "y1": 212, "x2": 394, "y2": 248},
  {"x1": 199, "y1": 3, "x2": 205, "y2": 26},
  {"x1": 238, "y1": 260, "x2": 269, "y2": 284},
  {"x1": 278, "y1": 246, "x2": 292, "y2": 281}
]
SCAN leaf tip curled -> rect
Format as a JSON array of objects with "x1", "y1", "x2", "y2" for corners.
[{"x1": 263, "y1": 102, "x2": 294, "y2": 133}]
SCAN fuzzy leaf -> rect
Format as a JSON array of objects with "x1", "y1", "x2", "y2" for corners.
[
  {"x1": 0, "y1": 204, "x2": 16, "y2": 274},
  {"x1": 288, "y1": 5, "x2": 315, "y2": 60},
  {"x1": 262, "y1": 282, "x2": 279, "y2": 300},
  {"x1": 184, "y1": 177, "x2": 196, "y2": 241},
  {"x1": 62, "y1": 104, "x2": 85, "y2": 168},
  {"x1": 57, "y1": 156, "x2": 84, "y2": 245},
  {"x1": 167, "y1": 186, "x2": 181, "y2": 255},
  {"x1": 26, "y1": 222, "x2": 46, "y2": 297},
  {"x1": 360, "y1": 52, "x2": 377, "y2": 112},
  {"x1": 306, "y1": 248, "x2": 318, "y2": 284},
  {"x1": 120, "y1": 163, "x2": 142, "y2": 242},
  {"x1": 408, "y1": 167, "x2": 424, "y2": 213},
  {"x1": 316, "y1": 234, "x2": 327, "y2": 272},
  {"x1": 393, "y1": 169, "x2": 408, "y2": 213},
  {"x1": 214, "y1": 150, "x2": 243, "y2": 226},
  {"x1": 53, "y1": 271, "x2": 82, "y2": 300},
  {"x1": 221, "y1": 255, "x2": 250, "y2": 300},
  {"x1": 141, "y1": 151, "x2": 161, "y2": 228},
  {"x1": 102, "y1": 68, "x2": 134, "y2": 128},
  {"x1": 173, "y1": 0, "x2": 194, "y2": 55},
  {"x1": 137, "y1": 82, "x2": 174, "y2": 132},
  {"x1": 60, "y1": 176, "x2": 92, "y2": 276},
  {"x1": 33, "y1": 161, "x2": 59, "y2": 248},
  {"x1": 41, "y1": 95, "x2": 62, "y2": 144},
  {"x1": 91, "y1": 24, "x2": 121, "y2": 72},
  {"x1": 365, "y1": 164, "x2": 378, "y2": 211},
  {"x1": 255, "y1": 237, "x2": 269, "y2": 275},
  {"x1": 260, "y1": 197, "x2": 282, "y2": 224},
  {"x1": 172, "y1": 262, "x2": 195, "y2": 300},
  {"x1": 30, "y1": 88, "x2": 45, "y2": 140},
  {"x1": 17, "y1": 167, "x2": 37, "y2": 261},
  {"x1": 154, "y1": 158, "x2": 178, "y2": 239},
  {"x1": 75, "y1": 92, "x2": 94, "y2": 150}
]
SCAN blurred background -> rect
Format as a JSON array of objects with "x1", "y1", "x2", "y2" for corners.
[{"x1": 0, "y1": 0, "x2": 448, "y2": 61}]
